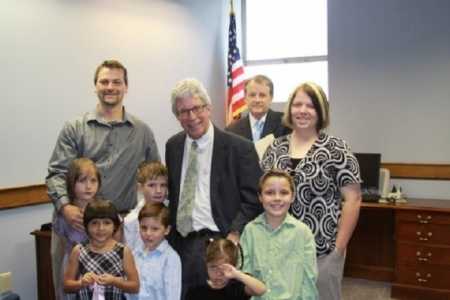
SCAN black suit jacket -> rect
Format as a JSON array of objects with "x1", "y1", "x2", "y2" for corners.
[
  {"x1": 225, "y1": 109, "x2": 291, "y2": 141},
  {"x1": 165, "y1": 126, "x2": 263, "y2": 235}
]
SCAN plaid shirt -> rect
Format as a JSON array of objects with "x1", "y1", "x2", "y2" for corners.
[{"x1": 78, "y1": 242, "x2": 126, "y2": 300}]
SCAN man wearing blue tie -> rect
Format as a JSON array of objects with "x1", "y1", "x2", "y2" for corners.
[{"x1": 226, "y1": 74, "x2": 291, "y2": 142}]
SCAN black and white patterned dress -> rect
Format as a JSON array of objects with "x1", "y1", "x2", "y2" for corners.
[
  {"x1": 77, "y1": 242, "x2": 126, "y2": 300},
  {"x1": 261, "y1": 133, "x2": 360, "y2": 257}
]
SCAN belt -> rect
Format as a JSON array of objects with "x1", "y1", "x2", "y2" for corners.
[{"x1": 184, "y1": 228, "x2": 221, "y2": 239}]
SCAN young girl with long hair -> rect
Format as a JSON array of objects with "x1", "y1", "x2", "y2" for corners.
[{"x1": 52, "y1": 157, "x2": 101, "y2": 299}]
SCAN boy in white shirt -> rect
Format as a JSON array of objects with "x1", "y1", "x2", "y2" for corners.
[{"x1": 123, "y1": 161, "x2": 169, "y2": 250}]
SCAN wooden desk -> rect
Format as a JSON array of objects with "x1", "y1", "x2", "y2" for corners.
[
  {"x1": 345, "y1": 199, "x2": 450, "y2": 300},
  {"x1": 31, "y1": 230, "x2": 55, "y2": 300}
]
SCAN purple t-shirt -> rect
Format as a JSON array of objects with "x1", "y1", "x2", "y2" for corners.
[{"x1": 54, "y1": 214, "x2": 88, "y2": 253}]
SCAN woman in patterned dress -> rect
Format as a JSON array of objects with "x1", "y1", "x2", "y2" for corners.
[{"x1": 260, "y1": 82, "x2": 362, "y2": 300}]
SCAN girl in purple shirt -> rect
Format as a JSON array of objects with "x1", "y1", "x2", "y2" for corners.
[{"x1": 52, "y1": 158, "x2": 101, "y2": 299}]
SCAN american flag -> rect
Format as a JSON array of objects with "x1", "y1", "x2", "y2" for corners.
[{"x1": 226, "y1": 10, "x2": 246, "y2": 124}]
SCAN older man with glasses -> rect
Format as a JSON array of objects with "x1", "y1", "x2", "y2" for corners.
[{"x1": 165, "y1": 78, "x2": 262, "y2": 299}]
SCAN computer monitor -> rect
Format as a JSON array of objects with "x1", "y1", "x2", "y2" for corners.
[{"x1": 353, "y1": 153, "x2": 381, "y2": 195}]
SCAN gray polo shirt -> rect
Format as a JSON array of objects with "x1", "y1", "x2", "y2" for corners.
[{"x1": 46, "y1": 109, "x2": 160, "y2": 212}]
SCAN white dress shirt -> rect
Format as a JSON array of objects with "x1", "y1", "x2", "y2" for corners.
[{"x1": 180, "y1": 122, "x2": 219, "y2": 232}]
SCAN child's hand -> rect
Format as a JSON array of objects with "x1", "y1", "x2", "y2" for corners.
[
  {"x1": 220, "y1": 263, "x2": 239, "y2": 279},
  {"x1": 96, "y1": 273, "x2": 117, "y2": 286},
  {"x1": 81, "y1": 272, "x2": 98, "y2": 287}
]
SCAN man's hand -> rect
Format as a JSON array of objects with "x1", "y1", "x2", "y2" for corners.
[{"x1": 62, "y1": 204, "x2": 84, "y2": 232}]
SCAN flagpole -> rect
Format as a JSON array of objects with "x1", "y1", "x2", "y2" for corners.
[
  {"x1": 227, "y1": 0, "x2": 235, "y2": 124},
  {"x1": 226, "y1": 0, "x2": 246, "y2": 125}
]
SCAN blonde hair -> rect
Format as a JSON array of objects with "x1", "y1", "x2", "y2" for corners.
[
  {"x1": 282, "y1": 81, "x2": 330, "y2": 132},
  {"x1": 258, "y1": 169, "x2": 295, "y2": 195},
  {"x1": 136, "y1": 161, "x2": 168, "y2": 184}
]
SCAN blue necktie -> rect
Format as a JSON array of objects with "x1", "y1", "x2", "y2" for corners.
[{"x1": 253, "y1": 119, "x2": 264, "y2": 141}]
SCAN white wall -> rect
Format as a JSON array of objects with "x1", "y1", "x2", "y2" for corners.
[
  {"x1": 1, "y1": 1, "x2": 228, "y2": 299},
  {"x1": 1, "y1": 0, "x2": 228, "y2": 188},
  {"x1": 328, "y1": 0, "x2": 450, "y2": 199}
]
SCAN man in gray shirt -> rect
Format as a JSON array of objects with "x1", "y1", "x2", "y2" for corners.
[
  {"x1": 46, "y1": 59, "x2": 160, "y2": 228},
  {"x1": 47, "y1": 60, "x2": 159, "y2": 298}
]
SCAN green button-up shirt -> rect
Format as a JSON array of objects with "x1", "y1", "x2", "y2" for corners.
[{"x1": 241, "y1": 213, "x2": 318, "y2": 300}]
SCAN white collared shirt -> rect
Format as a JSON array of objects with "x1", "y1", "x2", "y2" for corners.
[{"x1": 180, "y1": 122, "x2": 219, "y2": 232}]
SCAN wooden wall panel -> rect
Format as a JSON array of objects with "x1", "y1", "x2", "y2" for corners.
[
  {"x1": 0, "y1": 184, "x2": 49, "y2": 210},
  {"x1": 382, "y1": 163, "x2": 450, "y2": 181},
  {"x1": 1, "y1": 163, "x2": 449, "y2": 210}
]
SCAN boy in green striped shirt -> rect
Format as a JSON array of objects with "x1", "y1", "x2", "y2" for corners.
[{"x1": 241, "y1": 169, "x2": 318, "y2": 300}]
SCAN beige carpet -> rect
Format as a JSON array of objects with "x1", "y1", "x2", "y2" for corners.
[{"x1": 342, "y1": 278, "x2": 399, "y2": 300}]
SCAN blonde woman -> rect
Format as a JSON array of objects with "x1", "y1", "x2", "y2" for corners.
[{"x1": 261, "y1": 82, "x2": 362, "y2": 300}]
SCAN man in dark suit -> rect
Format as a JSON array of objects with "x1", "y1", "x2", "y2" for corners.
[
  {"x1": 226, "y1": 74, "x2": 291, "y2": 141},
  {"x1": 165, "y1": 78, "x2": 262, "y2": 297}
]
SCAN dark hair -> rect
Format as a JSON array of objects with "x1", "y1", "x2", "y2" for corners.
[
  {"x1": 83, "y1": 199, "x2": 121, "y2": 234},
  {"x1": 282, "y1": 81, "x2": 330, "y2": 132},
  {"x1": 258, "y1": 169, "x2": 295, "y2": 195},
  {"x1": 245, "y1": 74, "x2": 274, "y2": 97},
  {"x1": 94, "y1": 60, "x2": 128, "y2": 86},
  {"x1": 206, "y1": 238, "x2": 243, "y2": 268},
  {"x1": 66, "y1": 158, "x2": 101, "y2": 201},
  {"x1": 138, "y1": 202, "x2": 170, "y2": 227},
  {"x1": 136, "y1": 161, "x2": 168, "y2": 184}
]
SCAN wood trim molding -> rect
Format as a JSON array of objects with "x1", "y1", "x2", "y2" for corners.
[
  {"x1": 1, "y1": 162, "x2": 449, "y2": 210},
  {"x1": 0, "y1": 184, "x2": 50, "y2": 210},
  {"x1": 381, "y1": 163, "x2": 450, "y2": 181}
]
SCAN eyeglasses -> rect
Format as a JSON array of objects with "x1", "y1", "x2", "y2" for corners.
[{"x1": 177, "y1": 104, "x2": 208, "y2": 118}]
